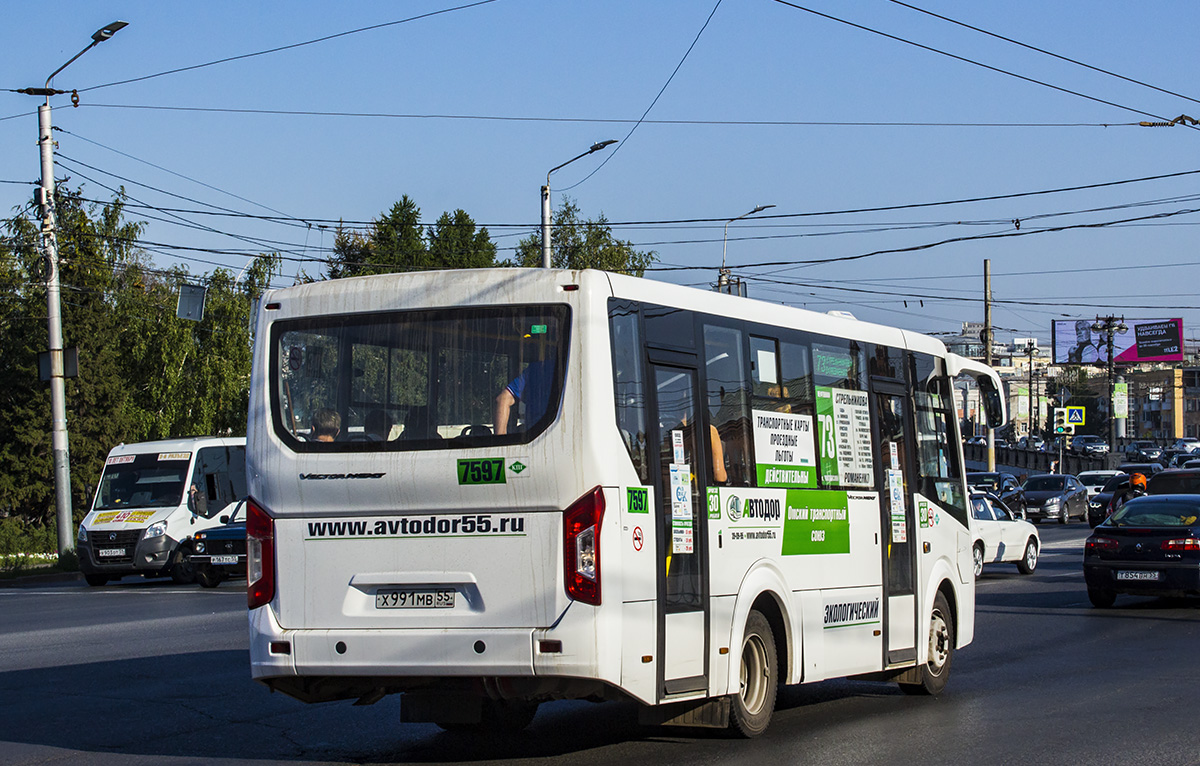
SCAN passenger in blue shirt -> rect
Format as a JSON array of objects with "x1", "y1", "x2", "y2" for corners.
[{"x1": 494, "y1": 358, "x2": 557, "y2": 435}]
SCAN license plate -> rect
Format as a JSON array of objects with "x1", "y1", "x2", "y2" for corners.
[
  {"x1": 210, "y1": 555, "x2": 240, "y2": 565},
  {"x1": 97, "y1": 548, "x2": 125, "y2": 558},
  {"x1": 375, "y1": 588, "x2": 456, "y2": 609},
  {"x1": 1117, "y1": 570, "x2": 1160, "y2": 581}
]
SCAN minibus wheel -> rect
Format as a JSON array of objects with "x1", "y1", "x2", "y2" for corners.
[
  {"x1": 728, "y1": 610, "x2": 777, "y2": 737},
  {"x1": 899, "y1": 591, "x2": 954, "y2": 696},
  {"x1": 169, "y1": 546, "x2": 196, "y2": 584},
  {"x1": 84, "y1": 574, "x2": 108, "y2": 587}
]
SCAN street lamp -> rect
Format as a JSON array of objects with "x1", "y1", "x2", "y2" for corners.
[
  {"x1": 1024, "y1": 340, "x2": 1038, "y2": 440},
  {"x1": 540, "y1": 140, "x2": 617, "y2": 268},
  {"x1": 718, "y1": 204, "x2": 775, "y2": 291},
  {"x1": 1092, "y1": 315, "x2": 1128, "y2": 461},
  {"x1": 18, "y1": 20, "x2": 128, "y2": 557}
]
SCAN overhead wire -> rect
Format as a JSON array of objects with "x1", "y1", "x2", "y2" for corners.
[
  {"x1": 559, "y1": 0, "x2": 724, "y2": 192},
  {"x1": 770, "y1": 0, "x2": 1199, "y2": 130}
]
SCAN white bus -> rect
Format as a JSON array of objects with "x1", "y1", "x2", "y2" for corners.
[{"x1": 245, "y1": 268, "x2": 1005, "y2": 736}]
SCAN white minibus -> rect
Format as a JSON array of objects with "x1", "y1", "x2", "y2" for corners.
[
  {"x1": 246, "y1": 268, "x2": 1005, "y2": 736},
  {"x1": 77, "y1": 436, "x2": 246, "y2": 586}
]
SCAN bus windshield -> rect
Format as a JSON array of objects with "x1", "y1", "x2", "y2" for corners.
[
  {"x1": 93, "y1": 453, "x2": 191, "y2": 510},
  {"x1": 270, "y1": 305, "x2": 570, "y2": 450}
]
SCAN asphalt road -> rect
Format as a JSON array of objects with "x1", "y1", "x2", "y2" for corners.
[{"x1": 2, "y1": 524, "x2": 1198, "y2": 766}]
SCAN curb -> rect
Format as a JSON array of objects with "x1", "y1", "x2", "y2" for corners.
[{"x1": 0, "y1": 571, "x2": 84, "y2": 589}]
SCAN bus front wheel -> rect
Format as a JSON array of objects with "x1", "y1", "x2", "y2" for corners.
[
  {"x1": 728, "y1": 610, "x2": 777, "y2": 738},
  {"x1": 899, "y1": 591, "x2": 954, "y2": 696}
]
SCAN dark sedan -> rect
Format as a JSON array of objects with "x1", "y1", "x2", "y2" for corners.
[
  {"x1": 1148, "y1": 468, "x2": 1200, "y2": 495},
  {"x1": 967, "y1": 472, "x2": 1026, "y2": 518},
  {"x1": 1089, "y1": 473, "x2": 1129, "y2": 527},
  {"x1": 1022, "y1": 473, "x2": 1088, "y2": 524},
  {"x1": 189, "y1": 501, "x2": 246, "y2": 588},
  {"x1": 1083, "y1": 495, "x2": 1200, "y2": 607}
]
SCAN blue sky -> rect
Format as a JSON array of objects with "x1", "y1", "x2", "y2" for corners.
[{"x1": 3, "y1": 0, "x2": 1199, "y2": 347}]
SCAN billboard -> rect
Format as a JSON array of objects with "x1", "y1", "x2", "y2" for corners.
[{"x1": 1052, "y1": 318, "x2": 1183, "y2": 365}]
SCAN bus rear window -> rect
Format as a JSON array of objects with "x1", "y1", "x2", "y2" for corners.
[{"x1": 270, "y1": 306, "x2": 570, "y2": 451}]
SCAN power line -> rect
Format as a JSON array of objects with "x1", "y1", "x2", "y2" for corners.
[
  {"x1": 66, "y1": 103, "x2": 1146, "y2": 129},
  {"x1": 560, "y1": 0, "x2": 723, "y2": 192},
  {"x1": 770, "y1": 0, "x2": 1196, "y2": 129},
  {"x1": 886, "y1": 0, "x2": 1200, "y2": 107},
  {"x1": 73, "y1": 1, "x2": 500, "y2": 94}
]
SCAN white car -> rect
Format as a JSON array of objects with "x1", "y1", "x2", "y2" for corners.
[
  {"x1": 970, "y1": 493, "x2": 1040, "y2": 578},
  {"x1": 1077, "y1": 469, "x2": 1122, "y2": 499}
]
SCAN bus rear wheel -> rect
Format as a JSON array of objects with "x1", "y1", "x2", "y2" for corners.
[
  {"x1": 899, "y1": 591, "x2": 954, "y2": 696},
  {"x1": 728, "y1": 610, "x2": 777, "y2": 738}
]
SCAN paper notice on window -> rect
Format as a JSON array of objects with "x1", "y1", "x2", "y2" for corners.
[
  {"x1": 816, "y1": 386, "x2": 873, "y2": 487},
  {"x1": 669, "y1": 463, "x2": 692, "y2": 520},
  {"x1": 752, "y1": 409, "x2": 818, "y2": 488}
]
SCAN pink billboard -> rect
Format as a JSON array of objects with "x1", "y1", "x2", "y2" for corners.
[{"x1": 1052, "y1": 318, "x2": 1183, "y2": 365}]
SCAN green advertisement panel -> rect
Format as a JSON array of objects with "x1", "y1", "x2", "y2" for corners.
[
  {"x1": 815, "y1": 387, "x2": 839, "y2": 484},
  {"x1": 781, "y1": 489, "x2": 850, "y2": 555}
]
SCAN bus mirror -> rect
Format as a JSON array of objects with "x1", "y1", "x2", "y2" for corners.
[{"x1": 977, "y1": 375, "x2": 1005, "y2": 429}]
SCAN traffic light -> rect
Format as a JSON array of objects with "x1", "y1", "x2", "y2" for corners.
[{"x1": 1053, "y1": 407, "x2": 1075, "y2": 435}]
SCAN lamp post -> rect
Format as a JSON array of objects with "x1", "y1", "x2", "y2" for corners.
[
  {"x1": 1025, "y1": 340, "x2": 1037, "y2": 440},
  {"x1": 18, "y1": 21, "x2": 128, "y2": 557},
  {"x1": 718, "y1": 204, "x2": 775, "y2": 291},
  {"x1": 540, "y1": 140, "x2": 616, "y2": 268},
  {"x1": 1092, "y1": 315, "x2": 1128, "y2": 460}
]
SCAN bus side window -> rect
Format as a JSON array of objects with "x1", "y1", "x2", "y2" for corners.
[
  {"x1": 704, "y1": 325, "x2": 752, "y2": 486},
  {"x1": 609, "y1": 301, "x2": 650, "y2": 483}
]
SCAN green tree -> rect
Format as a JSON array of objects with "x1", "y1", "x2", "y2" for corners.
[
  {"x1": 427, "y1": 209, "x2": 496, "y2": 269},
  {"x1": 0, "y1": 186, "x2": 280, "y2": 528},
  {"x1": 325, "y1": 197, "x2": 497, "y2": 278},
  {"x1": 510, "y1": 197, "x2": 656, "y2": 276}
]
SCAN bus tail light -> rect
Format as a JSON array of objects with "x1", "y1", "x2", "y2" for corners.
[
  {"x1": 247, "y1": 498, "x2": 276, "y2": 609},
  {"x1": 564, "y1": 486, "x2": 605, "y2": 605}
]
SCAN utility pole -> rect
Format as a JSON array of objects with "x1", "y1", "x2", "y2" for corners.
[
  {"x1": 984, "y1": 260, "x2": 995, "y2": 470},
  {"x1": 18, "y1": 21, "x2": 128, "y2": 557},
  {"x1": 1092, "y1": 315, "x2": 1127, "y2": 461}
]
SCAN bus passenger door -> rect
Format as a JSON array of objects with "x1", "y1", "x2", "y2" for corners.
[
  {"x1": 872, "y1": 385, "x2": 918, "y2": 666},
  {"x1": 649, "y1": 361, "x2": 709, "y2": 696}
]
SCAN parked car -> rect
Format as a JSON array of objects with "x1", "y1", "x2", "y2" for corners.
[
  {"x1": 970, "y1": 493, "x2": 1040, "y2": 577},
  {"x1": 1078, "y1": 469, "x2": 1122, "y2": 499},
  {"x1": 1047, "y1": 436, "x2": 1070, "y2": 454},
  {"x1": 1083, "y1": 494, "x2": 1200, "y2": 607},
  {"x1": 1022, "y1": 473, "x2": 1089, "y2": 524},
  {"x1": 967, "y1": 472, "x2": 1026, "y2": 518},
  {"x1": 965, "y1": 435, "x2": 988, "y2": 446},
  {"x1": 1124, "y1": 440, "x2": 1162, "y2": 462},
  {"x1": 1017, "y1": 435, "x2": 1045, "y2": 451},
  {"x1": 189, "y1": 501, "x2": 247, "y2": 589},
  {"x1": 1070, "y1": 435, "x2": 1110, "y2": 456},
  {"x1": 1172, "y1": 453, "x2": 1199, "y2": 468},
  {"x1": 1171, "y1": 437, "x2": 1200, "y2": 454},
  {"x1": 1118, "y1": 462, "x2": 1164, "y2": 477},
  {"x1": 1089, "y1": 474, "x2": 1129, "y2": 527}
]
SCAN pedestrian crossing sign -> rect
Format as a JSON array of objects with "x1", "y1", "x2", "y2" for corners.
[{"x1": 1067, "y1": 406, "x2": 1085, "y2": 425}]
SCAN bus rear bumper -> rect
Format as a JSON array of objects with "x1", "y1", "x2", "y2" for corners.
[{"x1": 251, "y1": 606, "x2": 537, "y2": 680}]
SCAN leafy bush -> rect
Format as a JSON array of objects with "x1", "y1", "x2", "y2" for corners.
[{"x1": 0, "y1": 516, "x2": 58, "y2": 573}]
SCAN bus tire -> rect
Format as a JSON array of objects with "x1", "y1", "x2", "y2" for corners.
[
  {"x1": 84, "y1": 574, "x2": 109, "y2": 587},
  {"x1": 899, "y1": 591, "x2": 954, "y2": 696},
  {"x1": 728, "y1": 610, "x2": 777, "y2": 738}
]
